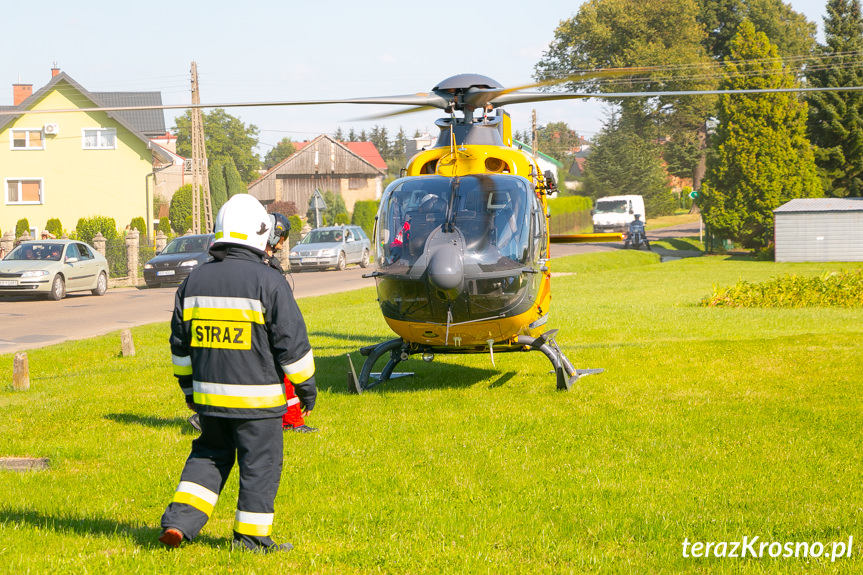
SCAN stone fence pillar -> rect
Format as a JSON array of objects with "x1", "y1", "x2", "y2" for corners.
[
  {"x1": 126, "y1": 230, "x2": 140, "y2": 283},
  {"x1": 17, "y1": 231, "x2": 32, "y2": 244},
  {"x1": 155, "y1": 231, "x2": 167, "y2": 253},
  {"x1": 1, "y1": 230, "x2": 14, "y2": 256},
  {"x1": 93, "y1": 232, "x2": 106, "y2": 256}
]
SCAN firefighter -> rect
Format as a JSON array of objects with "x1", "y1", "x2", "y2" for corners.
[
  {"x1": 159, "y1": 194, "x2": 317, "y2": 553},
  {"x1": 263, "y1": 212, "x2": 318, "y2": 433}
]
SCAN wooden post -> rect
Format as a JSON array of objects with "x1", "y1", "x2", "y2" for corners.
[
  {"x1": 121, "y1": 329, "x2": 136, "y2": 357},
  {"x1": 13, "y1": 352, "x2": 30, "y2": 391}
]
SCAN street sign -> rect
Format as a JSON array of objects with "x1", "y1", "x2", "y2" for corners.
[
  {"x1": 310, "y1": 189, "x2": 327, "y2": 210},
  {"x1": 689, "y1": 190, "x2": 700, "y2": 199}
]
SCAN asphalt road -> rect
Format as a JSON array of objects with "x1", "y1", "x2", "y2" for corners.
[
  {"x1": 0, "y1": 221, "x2": 701, "y2": 355},
  {"x1": 0, "y1": 265, "x2": 375, "y2": 355}
]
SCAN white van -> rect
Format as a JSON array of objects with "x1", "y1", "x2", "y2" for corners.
[{"x1": 592, "y1": 195, "x2": 646, "y2": 233}]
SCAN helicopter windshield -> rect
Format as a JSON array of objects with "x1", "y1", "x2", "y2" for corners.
[{"x1": 378, "y1": 175, "x2": 532, "y2": 268}]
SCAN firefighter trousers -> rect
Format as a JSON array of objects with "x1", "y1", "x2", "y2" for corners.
[{"x1": 161, "y1": 415, "x2": 284, "y2": 544}]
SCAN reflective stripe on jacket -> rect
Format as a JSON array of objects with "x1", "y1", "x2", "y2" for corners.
[{"x1": 170, "y1": 246, "x2": 317, "y2": 418}]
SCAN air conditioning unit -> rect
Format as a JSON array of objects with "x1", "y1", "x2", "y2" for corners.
[{"x1": 43, "y1": 123, "x2": 60, "y2": 135}]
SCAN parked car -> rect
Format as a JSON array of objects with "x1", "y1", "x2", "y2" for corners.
[
  {"x1": 143, "y1": 234, "x2": 214, "y2": 288},
  {"x1": 288, "y1": 225, "x2": 371, "y2": 271},
  {"x1": 0, "y1": 240, "x2": 109, "y2": 300}
]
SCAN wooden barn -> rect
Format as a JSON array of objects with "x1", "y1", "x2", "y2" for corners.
[{"x1": 248, "y1": 134, "x2": 387, "y2": 214}]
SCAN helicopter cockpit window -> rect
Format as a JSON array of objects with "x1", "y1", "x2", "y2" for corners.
[
  {"x1": 378, "y1": 177, "x2": 451, "y2": 266},
  {"x1": 454, "y1": 176, "x2": 531, "y2": 266}
]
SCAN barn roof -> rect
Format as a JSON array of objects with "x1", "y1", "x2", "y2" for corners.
[{"x1": 774, "y1": 198, "x2": 863, "y2": 213}]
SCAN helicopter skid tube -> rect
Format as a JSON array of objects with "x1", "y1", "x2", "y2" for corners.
[
  {"x1": 351, "y1": 338, "x2": 409, "y2": 394},
  {"x1": 516, "y1": 333, "x2": 603, "y2": 391}
]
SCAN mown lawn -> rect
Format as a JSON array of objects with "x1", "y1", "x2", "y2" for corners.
[{"x1": 1, "y1": 253, "x2": 861, "y2": 574}]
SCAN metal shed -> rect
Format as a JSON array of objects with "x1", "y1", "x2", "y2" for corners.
[{"x1": 774, "y1": 198, "x2": 863, "y2": 262}]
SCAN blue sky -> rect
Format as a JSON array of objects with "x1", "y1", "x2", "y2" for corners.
[{"x1": 2, "y1": 0, "x2": 830, "y2": 154}]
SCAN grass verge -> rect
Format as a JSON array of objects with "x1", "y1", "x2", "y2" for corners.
[{"x1": 1, "y1": 254, "x2": 862, "y2": 573}]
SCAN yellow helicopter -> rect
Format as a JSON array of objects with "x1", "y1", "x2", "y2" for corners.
[{"x1": 336, "y1": 73, "x2": 617, "y2": 393}]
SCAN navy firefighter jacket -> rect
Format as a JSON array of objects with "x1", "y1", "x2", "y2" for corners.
[{"x1": 170, "y1": 244, "x2": 317, "y2": 418}]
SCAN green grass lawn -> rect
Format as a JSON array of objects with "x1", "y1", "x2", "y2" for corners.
[{"x1": 1, "y1": 253, "x2": 862, "y2": 573}]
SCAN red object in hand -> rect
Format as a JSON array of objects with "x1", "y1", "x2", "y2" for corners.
[{"x1": 283, "y1": 376, "x2": 305, "y2": 428}]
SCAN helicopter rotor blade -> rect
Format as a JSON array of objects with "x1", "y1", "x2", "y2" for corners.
[
  {"x1": 487, "y1": 84, "x2": 863, "y2": 107},
  {"x1": 0, "y1": 93, "x2": 451, "y2": 116},
  {"x1": 351, "y1": 105, "x2": 441, "y2": 121}
]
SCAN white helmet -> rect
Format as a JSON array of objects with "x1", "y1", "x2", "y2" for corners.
[{"x1": 213, "y1": 194, "x2": 271, "y2": 252}]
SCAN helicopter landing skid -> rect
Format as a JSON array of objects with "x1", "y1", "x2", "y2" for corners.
[
  {"x1": 516, "y1": 330, "x2": 603, "y2": 391},
  {"x1": 347, "y1": 339, "x2": 414, "y2": 394}
]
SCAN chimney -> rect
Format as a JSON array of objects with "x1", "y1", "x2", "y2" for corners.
[
  {"x1": 13, "y1": 83, "x2": 32, "y2": 106},
  {"x1": 51, "y1": 65, "x2": 60, "y2": 78}
]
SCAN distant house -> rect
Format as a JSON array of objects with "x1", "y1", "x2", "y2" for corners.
[
  {"x1": 774, "y1": 197, "x2": 863, "y2": 262},
  {"x1": 247, "y1": 134, "x2": 387, "y2": 215},
  {"x1": 0, "y1": 67, "x2": 176, "y2": 238},
  {"x1": 512, "y1": 140, "x2": 565, "y2": 192}
]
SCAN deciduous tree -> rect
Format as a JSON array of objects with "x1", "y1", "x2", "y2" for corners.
[
  {"x1": 262, "y1": 137, "x2": 297, "y2": 170},
  {"x1": 174, "y1": 108, "x2": 260, "y2": 183}
]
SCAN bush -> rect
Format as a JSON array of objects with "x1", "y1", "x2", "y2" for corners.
[
  {"x1": 169, "y1": 184, "x2": 193, "y2": 234},
  {"x1": 129, "y1": 216, "x2": 148, "y2": 245},
  {"x1": 45, "y1": 218, "x2": 63, "y2": 237},
  {"x1": 267, "y1": 201, "x2": 299, "y2": 217},
  {"x1": 157, "y1": 217, "x2": 172, "y2": 236},
  {"x1": 287, "y1": 215, "x2": 303, "y2": 250},
  {"x1": 76, "y1": 216, "x2": 118, "y2": 245},
  {"x1": 351, "y1": 200, "x2": 379, "y2": 240},
  {"x1": 701, "y1": 270, "x2": 863, "y2": 308},
  {"x1": 16, "y1": 219, "x2": 30, "y2": 237}
]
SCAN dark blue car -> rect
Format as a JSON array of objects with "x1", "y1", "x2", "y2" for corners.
[{"x1": 143, "y1": 234, "x2": 214, "y2": 288}]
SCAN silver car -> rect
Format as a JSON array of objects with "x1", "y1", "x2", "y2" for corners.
[
  {"x1": 288, "y1": 225, "x2": 371, "y2": 271},
  {"x1": 0, "y1": 240, "x2": 109, "y2": 300}
]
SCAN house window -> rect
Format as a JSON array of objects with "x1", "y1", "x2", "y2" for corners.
[
  {"x1": 82, "y1": 128, "x2": 116, "y2": 149},
  {"x1": 349, "y1": 177, "x2": 366, "y2": 190},
  {"x1": 11, "y1": 129, "x2": 44, "y2": 150},
  {"x1": 6, "y1": 179, "x2": 43, "y2": 204}
]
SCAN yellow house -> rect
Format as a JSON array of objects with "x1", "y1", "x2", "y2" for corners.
[{"x1": 0, "y1": 69, "x2": 173, "y2": 239}]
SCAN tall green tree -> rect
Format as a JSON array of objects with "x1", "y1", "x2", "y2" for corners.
[
  {"x1": 208, "y1": 160, "x2": 228, "y2": 214},
  {"x1": 534, "y1": 0, "x2": 717, "y2": 181},
  {"x1": 806, "y1": 0, "x2": 863, "y2": 198},
  {"x1": 697, "y1": 0, "x2": 816, "y2": 60},
  {"x1": 701, "y1": 21, "x2": 821, "y2": 250},
  {"x1": 174, "y1": 108, "x2": 260, "y2": 183},
  {"x1": 224, "y1": 158, "x2": 245, "y2": 199},
  {"x1": 262, "y1": 137, "x2": 297, "y2": 170},
  {"x1": 393, "y1": 127, "x2": 408, "y2": 160},
  {"x1": 581, "y1": 115, "x2": 676, "y2": 217},
  {"x1": 332, "y1": 127, "x2": 345, "y2": 141},
  {"x1": 370, "y1": 125, "x2": 391, "y2": 160}
]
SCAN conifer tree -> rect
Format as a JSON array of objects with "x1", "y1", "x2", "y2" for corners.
[
  {"x1": 701, "y1": 21, "x2": 821, "y2": 250},
  {"x1": 208, "y1": 160, "x2": 228, "y2": 213},
  {"x1": 224, "y1": 157, "x2": 245, "y2": 198},
  {"x1": 806, "y1": 0, "x2": 863, "y2": 197}
]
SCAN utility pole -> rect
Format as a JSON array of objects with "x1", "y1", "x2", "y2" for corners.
[
  {"x1": 531, "y1": 109, "x2": 539, "y2": 162},
  {"x1": 190, "y1": 61, "x2": 213, "y2": 234}
]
